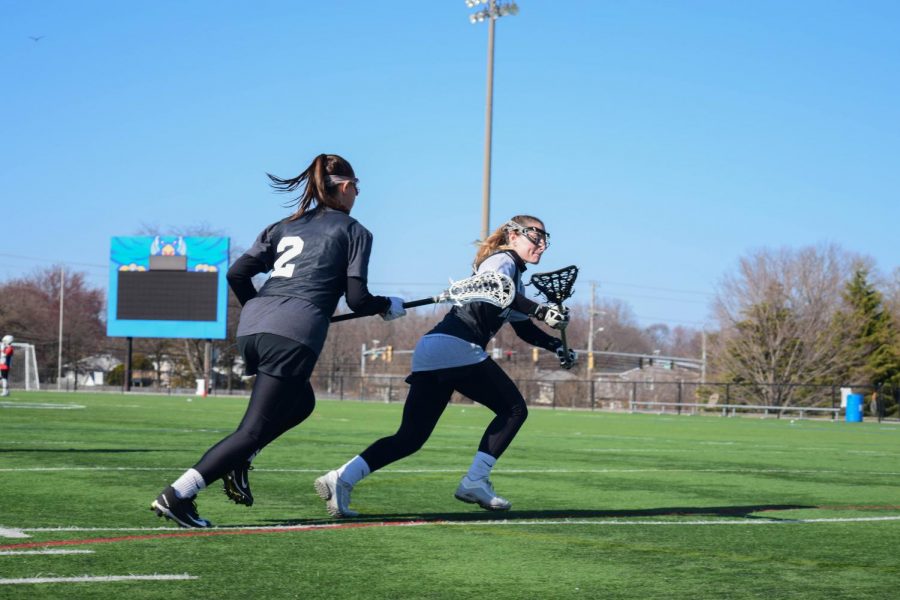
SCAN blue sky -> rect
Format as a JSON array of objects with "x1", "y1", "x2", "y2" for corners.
[{"x1": 2, "y1": 1, "x2": 898, "y2": 329}]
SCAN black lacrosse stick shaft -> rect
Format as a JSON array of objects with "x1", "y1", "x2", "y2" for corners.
[{"x1": 331, "y1": 297, "x2": 435, "y2": 323}]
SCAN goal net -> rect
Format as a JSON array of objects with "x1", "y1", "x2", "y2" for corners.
[{"x1": 8, "y1": 343, "x2": 40, "y2": 391}]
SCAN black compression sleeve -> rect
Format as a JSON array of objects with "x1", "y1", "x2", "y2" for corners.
[
  {"x1": 346, "y1": 277, "x2": 391, "y2": 315},
  {"x1": 227, "y1": 254, "x2": 267, "y2": 306},
  {"x1": 511, "y1": 292, "x2": 541, "y2": 316},
  {"x1": 510, "y1": 319, "x2": 562, "y2": 352}
]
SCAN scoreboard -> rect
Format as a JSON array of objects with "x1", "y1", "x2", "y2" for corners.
[{"x1": 106, "y1": 236, "x2": 230, "y2": 339}]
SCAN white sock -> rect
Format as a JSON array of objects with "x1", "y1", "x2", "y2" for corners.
[
  {"x1": 1, "y1": 379, "x2": 7, "y2": 393},
  {"x1": 171, "y1": 468, "x2": 207, "y2": 499},
  {"x1": 465, "y1": 451, "x2": 497, "y2": 481},
  {"x1": 336, "y1": 455, "x2": 371, "y2": 487}
]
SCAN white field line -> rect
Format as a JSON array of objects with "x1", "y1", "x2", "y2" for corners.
[
  {"x1": 0, "y1": 573, "x2": 197, "y2": 585},
  {"x1": 0, "y1": 528, "x2": 30, "y2": 538},
  {"x1": 0, "y1": 402, "x2": 85, "y2": 410},
  {"x1": 8, "y1": 515, "x2": 900, "y2": 536},
  {"x1": 440, "y1": 516, "x2": 900, "y2": 527},
  {"x1": 2, "y1": 466, "x2": 900, "y2": 476},
  {"x1": 0, "y1": 549, "x2": 94, "y2": 555}
]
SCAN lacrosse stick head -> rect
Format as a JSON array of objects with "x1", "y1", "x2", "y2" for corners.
[
  {"x1": 529, "y1": 265, "x2": 579, "y2": 306},
  {"x1": 445, "y1": 271, "x2": 515, "y2": 309}
]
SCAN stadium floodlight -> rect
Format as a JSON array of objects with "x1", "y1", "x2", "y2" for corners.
[{"x1": 465, "y1": 0, "x2": 519, "y2": 242}]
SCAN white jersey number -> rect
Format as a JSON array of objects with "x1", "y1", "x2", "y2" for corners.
[{"x1": 271, "y1": 236, "x2": 305, "y2": 278}]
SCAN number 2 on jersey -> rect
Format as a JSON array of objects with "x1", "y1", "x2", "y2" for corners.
[{"x1": 271, "y1": 236, "x2": 305, "y2": 278}]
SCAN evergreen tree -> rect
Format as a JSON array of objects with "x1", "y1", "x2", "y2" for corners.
[{"x1": 836, "y1": 269, "x2": 900, "y2": 386}]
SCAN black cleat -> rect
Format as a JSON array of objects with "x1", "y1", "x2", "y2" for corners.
[
  {"x1": 223, "y1": 462, "x2": 254, "y2": 506},
  {"x1": 150, "y1": 486, "x2": 211, "y2": 528}
]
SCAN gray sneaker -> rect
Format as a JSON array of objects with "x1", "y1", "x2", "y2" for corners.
[
  {"x1": 454, "y1": 476, "x2": 511, "y2": 511},
  {"x1": 314, "y1": 470, "x2": 359, "y2": 518}
]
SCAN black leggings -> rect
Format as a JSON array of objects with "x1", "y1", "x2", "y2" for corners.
[
  {"x1": 360, "y1": 358, "x2": 528, "y2": 473},
  {"x1": 192, "y1": 371, "x2": 315, "y2": 484}
]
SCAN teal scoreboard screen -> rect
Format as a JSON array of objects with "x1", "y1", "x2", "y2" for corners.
[{"x1": 107, "y1": 236, "x2": 230, "y2": 339}]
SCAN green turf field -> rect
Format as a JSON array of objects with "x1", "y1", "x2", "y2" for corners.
[{"x1": 1, "y1": 390, "x2": 898, "y2": 598}]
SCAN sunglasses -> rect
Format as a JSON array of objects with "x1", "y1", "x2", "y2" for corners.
[{"x1": 328, "y1": 175, "x2": 359, "y2": 194}]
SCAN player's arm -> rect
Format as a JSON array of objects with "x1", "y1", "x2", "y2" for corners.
[
  {"x1": 345, "y1": 277, "x2": 391, "y2": 316},
  {"x1": 510, "y1": 319, "x2": 562, "y2": 352},
  {"x1": 510, "y1": 292, "x2": 540, "y2": 316},
  {"x1": 345, "y1": 223, "x2": 404, "y2": 320},
  {"x1": 226, "y1": 254, "x2": 267, "y2": 306}
]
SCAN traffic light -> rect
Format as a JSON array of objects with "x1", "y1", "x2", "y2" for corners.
[
  {"x1": 386, "y1": 345, "x2": 393, "y2": 362},
  {"x1": 588, "y1": 352, "x2": 595, "y2": 370}
]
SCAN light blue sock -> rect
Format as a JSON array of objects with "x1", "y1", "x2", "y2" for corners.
[{"x1": 465, "y1": 451, "x2": 497, "y2": 481}]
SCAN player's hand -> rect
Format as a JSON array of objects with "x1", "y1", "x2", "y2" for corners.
[
  {"x1": 535, "y1": 303, "x2": 569, "y2": 330},
  {"x1": 381, "y1": 296, "x2": 407, "y2": 321},
  {"x1": 556, "y1": 346, "x2": 577, "y2": 370}
]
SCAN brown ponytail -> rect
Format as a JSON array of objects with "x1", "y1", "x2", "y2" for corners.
[{"x1": 267, "y1": 153, "x2": 356, "y2": 220}]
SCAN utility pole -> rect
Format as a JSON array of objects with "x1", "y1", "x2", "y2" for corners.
[
  {"x1": 203, "y1": 340, "x2": 212, "y2": 396},
  {"x1": 361, "y1": 343, "x2": 367, "y2": 378},
  {"x1": 587, "y1": 281, "x2": 596, "y2": 375},
  {"x1": 701, "y1": 328, "x2": 707, "y2": 384},
  {"x1": 57, "y1": 267, "x2": 64, "y2": 390}
]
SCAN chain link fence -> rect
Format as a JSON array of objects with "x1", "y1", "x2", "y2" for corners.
[
  {"x1": 304, "y1": 375, "x2": 898, "y2": 422},
  {"x1": 34, "y1": 372, "x2": 900, "y2": 423}
]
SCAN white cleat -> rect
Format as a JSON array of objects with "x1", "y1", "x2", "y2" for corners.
[
  {"x1": 314, "y1": 470, "x2": 359, "y2": 518},
  {"x1": 454, "y1": 476, "x2": 511, "y2": 511}
]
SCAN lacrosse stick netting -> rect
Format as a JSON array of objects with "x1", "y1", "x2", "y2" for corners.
[
  {"x1": 529, "y1": 265, "x2": 579, "y2": 361},
  {"x1": 439, "y1": 270, "x2": 515, "y2": 308}
]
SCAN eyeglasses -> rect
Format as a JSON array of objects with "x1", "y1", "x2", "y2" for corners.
[
  {"x1": 520, "y1": 226, "x2": 550, "y2": 248},
  {"x1": 347, "y1": 178, "x2": 359, "y2": 195}
]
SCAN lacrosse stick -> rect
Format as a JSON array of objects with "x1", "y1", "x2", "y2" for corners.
[
  {"x1": 529, "y1": 265, "x2": 579, "y2": 363},
  {"x1": 331, "y1": 271, "x2": 515, "y2": 322}
]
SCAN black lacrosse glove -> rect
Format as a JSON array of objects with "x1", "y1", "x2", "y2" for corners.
[{"x1": 556, "y1": 346, "x2": 577, "y2": 370}]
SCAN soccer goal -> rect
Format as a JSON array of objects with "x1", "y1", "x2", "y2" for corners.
[{"x1": 9, "y1": 343, "x2": 40, "y2": 391}]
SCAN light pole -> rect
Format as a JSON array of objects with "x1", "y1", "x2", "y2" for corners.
[
  {"x1": 466, "y1": 0, "x2": 519, "y2": 241},
  {"x1": 587, "y1": 281, "x2": 606, "y2": 376}
]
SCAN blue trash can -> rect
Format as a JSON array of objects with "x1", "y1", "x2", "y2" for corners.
[{"x1": 845, "y1": 393, "x2": 864, "y2": 422}]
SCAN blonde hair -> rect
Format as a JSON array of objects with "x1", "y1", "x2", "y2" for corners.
[{"x1": 473, "y1": 214, "x2": 543, "y2": 269}]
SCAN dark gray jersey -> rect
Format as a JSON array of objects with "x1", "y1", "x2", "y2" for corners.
[{"x1": 235, "y1": 206, "x2": 375, "y2": 354}]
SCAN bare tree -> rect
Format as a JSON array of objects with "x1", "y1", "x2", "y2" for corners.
[
  {"x1": 0, "y1": 266, "x2": 105, "y2": 384},
  {"x1": 591, "y1": 299, "x2": 652, "y2": 353},
  {"x1": 711, "y1": 244, "x2": 864, "y2": 406},
  {"x1": 885, "y1": 267, "x2": 900, "y2": 325}
]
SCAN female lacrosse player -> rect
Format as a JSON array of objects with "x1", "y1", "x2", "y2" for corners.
[
  {"x1": 152, "y1": 153, "x2": 406, "y2": 528},
  {"x1": 315, "y1": 215, "x2": 576, "y2": 517},
  {"x1": 0, "y1": 334, "x2": 14, "y2": 397}
]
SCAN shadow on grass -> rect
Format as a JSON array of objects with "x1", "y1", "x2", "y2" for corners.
[{"x1": 261, "y1": 504, "x2": 814, "y2": 527}]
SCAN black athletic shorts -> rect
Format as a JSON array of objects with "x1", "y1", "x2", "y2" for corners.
[{"x1": 238, "y1": 333, "x2": 318, "y2": 379}]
